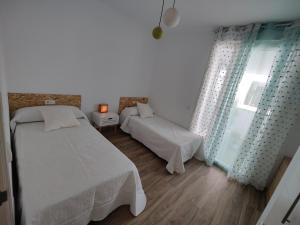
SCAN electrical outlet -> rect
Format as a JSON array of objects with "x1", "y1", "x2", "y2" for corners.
[{"x1": 44, "y1": 100, "x2": 56, "y2": 105}]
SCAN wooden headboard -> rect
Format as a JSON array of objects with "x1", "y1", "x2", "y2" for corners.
[
  {"x1": 118, "y1": 97, "x2": 148, "y2": 114},
  {"x1": 8, "y1": 93, "x2": 81, "y2": 116}
]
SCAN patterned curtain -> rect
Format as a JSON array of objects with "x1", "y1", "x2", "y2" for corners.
[
  {"x1": 229, "y1": 25, "x2": 300, "y2": 190},
  {"x1": 190, "y1": 24, "x2": 260, "y2": 165}
]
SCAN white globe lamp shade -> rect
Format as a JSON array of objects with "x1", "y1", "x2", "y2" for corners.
[{"x1": 163, "y1": 7, "x2": 180, "y2": 28}]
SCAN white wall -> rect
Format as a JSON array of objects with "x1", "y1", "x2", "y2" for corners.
[
  {"x1": 149, "y1": 29, "x2": 214, "y2": 128},
  {"x1": 0, "y1": 0, "x2": 156, "y2": 116},
  {"x1": 0, "y1": 0, "x2": 215, "y2": 129}
]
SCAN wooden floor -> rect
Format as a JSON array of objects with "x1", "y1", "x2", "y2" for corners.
[{"x1": 90, "y1": 129, "x2": 266, "y2": 225}]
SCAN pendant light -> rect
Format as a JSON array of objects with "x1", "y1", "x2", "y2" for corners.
[
  {"x1": 152, "y1": 0, "x2": 165, "y2": 40},
  {"x1": 163, "y1": 0, "x2": 180, "y2": 28}
]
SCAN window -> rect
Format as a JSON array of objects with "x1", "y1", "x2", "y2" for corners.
[
  {"x1": 244, "y1": 81, "x2": 265, "y2": 107},
  {"x1": 215, "y1": 41, "x2": 279, "y2": 170}
]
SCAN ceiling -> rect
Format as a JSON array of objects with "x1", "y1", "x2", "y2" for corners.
[{"x1": 104, "y1": 0, "x2": 300, "y2": 30}]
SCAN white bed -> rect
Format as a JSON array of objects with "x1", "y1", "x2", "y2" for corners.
[
  {"x1": 121, "y1": 115, "x2": 202, "y2": 174},
  {"x1": 13, "y1": 118, "x2": 146, "y2": 225}
]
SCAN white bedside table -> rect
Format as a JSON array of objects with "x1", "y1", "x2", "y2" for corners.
[{"x1": 92, "y1": 112, "x2": 119, "y2": 133}]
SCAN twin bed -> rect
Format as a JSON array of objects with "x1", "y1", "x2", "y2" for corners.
[
  {"x1": 9, "y1": 93, "x2": 146, "y2": 225},
  {"x1": 119, "y1": 97, "x2": 202, "y2": 174},
  {"x1": 9, "y1": 94, "x2": 201, "y2": 225}
]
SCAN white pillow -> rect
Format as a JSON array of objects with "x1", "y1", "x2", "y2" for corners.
[
  {"x1": 39, "y1": 107, "x2": 80, "y2": 131},
  {"x1": 11, "y1": 105, "x2": 86, "y2": 127},
  {"x1": 120, "y1": 106, "x2": 139, "y2": 124},
  {"x1": 137, "y1": 102, "x2": 154, "y2": 118}
]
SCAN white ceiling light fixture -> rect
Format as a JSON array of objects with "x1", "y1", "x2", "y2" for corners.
[
  {"x1": 163, "y1": 0, "x2": 180, "y2": 28},
  {"x1": 152, "y1": 0, "x2": 180, "y2": 40}
]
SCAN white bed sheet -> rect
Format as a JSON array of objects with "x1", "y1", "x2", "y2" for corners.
[
  {"x1": 120, "y1": 115, "x2": 202, "y2": 174},
  {"x1": 14, "y1": 119, "x2": 146, "y2": 225}
]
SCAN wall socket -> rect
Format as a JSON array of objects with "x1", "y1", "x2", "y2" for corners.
[{"x1": 44, "y1": 100, "x2": 56, "y2": 105}]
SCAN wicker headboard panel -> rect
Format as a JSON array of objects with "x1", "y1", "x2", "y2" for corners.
[
  {"x1": 8, "y1": 93, "x2": 81, "y2": 116},
  {"x1": 118, "y1": 97, "x2": 148, "y2": 114}
]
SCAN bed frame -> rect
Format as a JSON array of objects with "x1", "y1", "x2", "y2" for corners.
[
  {"x1": 118, "y1": 97, "x2": 148, "y2": 114},
  {"x1": 8, "y1": 92, "x2": 81, "y2": 117}
]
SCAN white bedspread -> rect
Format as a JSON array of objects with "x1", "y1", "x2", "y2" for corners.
[
  {"x1": 14, "y1": 119, "x2": 146, "y2": 225},
  {"x1": 121, "y1": 116, "x2": 201, "y2": 174}
]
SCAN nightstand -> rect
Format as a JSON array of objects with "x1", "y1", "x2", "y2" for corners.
[{"x1": 92, "y1": 112, "x2": 119, "y2": 133}]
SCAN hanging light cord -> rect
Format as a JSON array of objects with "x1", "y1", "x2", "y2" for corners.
[
  {"x1": 158, "y1": 0, "x2": 165, "y2": 26},
  {"x1": 172, "y1": 0, "x2": 176, "y2": 8}
]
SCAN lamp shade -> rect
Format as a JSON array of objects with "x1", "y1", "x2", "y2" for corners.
[
  {"x1": 98, "y1": 103, "x2": 108, "y2": 113},
  {"x1": 163, "y1": 7, "x2": 180, "y2": 28},
  {"x1": 152, "y1": 26, "x2": 164, "y2": 39}
]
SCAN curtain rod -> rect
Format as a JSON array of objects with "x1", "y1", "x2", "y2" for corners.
[
  {"x1": 261, "y1": 20, "x2": 300, "y2": 28},
  {"x1": 214, "y1": 20, "x2": 300, "y2": 33}
]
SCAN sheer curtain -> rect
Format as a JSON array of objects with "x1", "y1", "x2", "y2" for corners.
[
  {"x1": 229, "y1": 24, "x2": 300, "y2": 190},
  {"x1": 215, "y1": 38, "x2": 280, "y2": 170},
  {"x1": 190, "y1": 24, "x2": 260, "y2": 165}
]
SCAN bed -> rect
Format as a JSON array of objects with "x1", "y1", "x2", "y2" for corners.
[
  {"x1": 118, "y1": 97, "x2": 202, "y2": 174},
  {"x1": 9, "y1": 93, "x2": 146, "y2": 225}
]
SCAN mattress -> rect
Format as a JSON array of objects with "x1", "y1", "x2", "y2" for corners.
[
  {"x1": 14, "y1": 119, "x2": 146, "y2": 225},
  {"x1": 120, "y1": 115, "x2": 202, "y2": 174}
]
